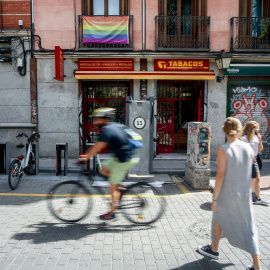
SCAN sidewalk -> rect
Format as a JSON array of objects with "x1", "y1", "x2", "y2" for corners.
[{"x1": 0, "y1": 170, "x2": 269, "y2": 270}]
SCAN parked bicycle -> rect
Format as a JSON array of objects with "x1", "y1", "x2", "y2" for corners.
[
  {"x1": 8, "y1": 132, "x2": 40, "y2": 190},
  {"x1": 47, "y1": 161, "x2": 166, "y2": 225}
]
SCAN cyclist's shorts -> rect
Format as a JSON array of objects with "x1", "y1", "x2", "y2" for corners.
[{"x1": 103, "y1": 157, "x2": 139, "y2": 184}]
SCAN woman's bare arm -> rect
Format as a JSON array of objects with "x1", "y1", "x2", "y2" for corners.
[{"x1": 212, "y1": 146, "x2": 227, "y2": 213}]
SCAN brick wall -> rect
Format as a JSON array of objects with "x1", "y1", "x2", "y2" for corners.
[{"x1": 1, "y1": 0, "x2": 31, "y2": 30}]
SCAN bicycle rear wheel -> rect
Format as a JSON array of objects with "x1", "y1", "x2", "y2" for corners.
[
  {"x1": 8, "y1": 159, "x2": 22, "y2": 190},
  {"x1": 47, "y1": 181, "x2": 92, "y2": 223},
  {"x1": 120, "y1": 182, "x2": 166, "y2": 225}
]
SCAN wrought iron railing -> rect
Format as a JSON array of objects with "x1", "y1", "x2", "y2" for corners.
[
  {"x1": 78, "y1": 15, "x2": 133, "y2": 50},
  {"x1": 231, "y1": 17, "x2": 270, "y2": 52},
  {"x1": 155, "y1": 16, "x2": 210, "y2": 51}
]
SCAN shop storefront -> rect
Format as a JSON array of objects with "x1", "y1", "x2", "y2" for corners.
[
  {"x1": 154, "y1": 59, "x2": 210, "y2": 154},
  {"x1": 226, "y1": 63, "x2": 270, "y2": 158},
  {"x1": 75, "y1": 58, "x2": 215, "y2": 154}
]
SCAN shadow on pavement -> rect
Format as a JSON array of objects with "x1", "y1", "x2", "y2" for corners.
[
  {"x1": 11, "y1": 222, "x2": 153, "y2": 244},
  {"x1": 170, "y1": 256, "x2": 234, "y2": 270},
  {"x1": 200, "y1": 202, "x2": 212, "y2": 211}
]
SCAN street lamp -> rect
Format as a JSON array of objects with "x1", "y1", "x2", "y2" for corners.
[{"x1": 216, "y1": 50, "x2": 231, "y2": 83}]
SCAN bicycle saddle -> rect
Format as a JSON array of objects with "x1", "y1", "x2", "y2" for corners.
[{"x1": 16, "y1": 143, "x2": 25, "y2": 148}]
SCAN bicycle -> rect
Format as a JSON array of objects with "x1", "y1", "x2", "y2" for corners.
[
  {"x1": 47, "y1": 161, "x2": 166, "y2": 225},
  {"x1": 8, "y1": 132, "x2": 40, "y2": 190}
]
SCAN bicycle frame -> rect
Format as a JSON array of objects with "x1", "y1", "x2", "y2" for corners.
[{"x1": 15, "y1": 133, "x2": 38, "y2": 174}]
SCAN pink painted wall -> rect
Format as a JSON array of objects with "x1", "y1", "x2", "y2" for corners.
[
  {"x1": 34, "y1": 0, "x2": 238, "y2": 52},
  {"x1": 146, "y1": 0, "x2": 158, "y2": 51},
  {"x1": 34, "y1": 0, "x2": 81, "y2": 50},
  {"x1": 208, "y1": 0, "x2": 239, "y2": 52},
  {"x1": 130, "y1": 1, "x2": 142, "y2": 51}
]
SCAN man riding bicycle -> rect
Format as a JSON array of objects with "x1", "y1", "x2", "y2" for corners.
[{"x1": 80, "y1": 108, "x2": 139, "y2": 220}]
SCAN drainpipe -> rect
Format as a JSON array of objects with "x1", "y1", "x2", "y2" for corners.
[
  {"x1": 30, "y1": 0, "x2": 34, "y2": 58},
  {"x1": 142, "y1": 0, "x2": 146, "y2": 50}
]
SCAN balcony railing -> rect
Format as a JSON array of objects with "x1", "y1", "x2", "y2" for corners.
[
  {"x1": 155, "y1": 16, "x2": 210, "y2": 51},
  {"x1": 78, "y1": 15, "x2": 133, "y2": 50},
  {"x1": 231, "y1": 17, "x2": 270, "y2": 52}
]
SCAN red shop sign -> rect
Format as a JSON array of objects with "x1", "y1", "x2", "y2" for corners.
[
  {"x1": 78, "y1": 58, "x2": 134, "y2": 71},
  {"x1": 154, "y1": 59, "x2": 209, "y2": 71},
  {"x1": 55, "y1": 46, "x2": 64, "y2": 81}
]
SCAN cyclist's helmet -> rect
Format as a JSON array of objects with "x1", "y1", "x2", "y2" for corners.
[{"x1": 92, "y1": 108, "x2": 115, "y2": 120}]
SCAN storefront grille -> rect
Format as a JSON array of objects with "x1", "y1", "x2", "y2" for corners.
[
  {"x1": 84, "y1": 82, "x2": 129, "y2": 99},
  {"x1": 157, "y1": 81, "x2": 197, "y2": 98},
  {"x1": 229, "y1": 84, "x2": 270, "y2": 158}
]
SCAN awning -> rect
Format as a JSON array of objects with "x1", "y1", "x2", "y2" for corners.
[{"x1": 75, "y1": 71, "x2": 215, "y2": 80}]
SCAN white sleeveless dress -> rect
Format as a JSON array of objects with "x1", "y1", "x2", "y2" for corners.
[{"x1": 211, "y1": 140, "x2": 260, "y2": 255}]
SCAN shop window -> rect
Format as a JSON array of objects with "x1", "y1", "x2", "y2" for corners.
[
  {"x1": 82, "y1": 0, "x2": 130, "y2": 15},
  {"x1": 157, "y1": 81, "x2": 197, "y2": 99},
  {"x1": 84, "y1": 82, "x2": 129, "y2": 99}
]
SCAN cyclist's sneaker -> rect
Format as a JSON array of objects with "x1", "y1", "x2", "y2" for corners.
[
  {"x1": 246, "y1": 265, "x2": 255, "y2": 270},
  {"x1": 197, "y1": 245, "x2": 219, "y2": 260},
  {"x1": 254, "y1": 199, "x2": 269, "y2": 206},
  {"x1": 252, "y1": 192, "x2": 258, "y2": 203},
  {"x1": 99, "y1": 213, "x2": 116, "y2": 220}
]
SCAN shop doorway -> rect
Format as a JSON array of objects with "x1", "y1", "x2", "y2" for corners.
[
  {"x1": 82, "y1": 81, "x2": 130, "y2": 151},
  {"x1": 156, "y1": 80, "x2": 204, "y2": 154}
]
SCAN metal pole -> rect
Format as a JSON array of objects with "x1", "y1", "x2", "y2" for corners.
[
  {"x1": 30, "y1": 0, "x2": 34, "y2": 58},
  {"x1": 142, "y1": 0, "x2": 146, "y2": 50}
]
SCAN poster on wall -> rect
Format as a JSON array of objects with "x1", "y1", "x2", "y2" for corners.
[
  {"x1": 230, "y1": 85, "x2": 270, "y2": 158},
  {"x1": 187, "y1": 122, "x2": 211, "y2": 169}
]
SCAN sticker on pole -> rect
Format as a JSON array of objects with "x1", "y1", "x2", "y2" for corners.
[{"x1": 133, "y1": 117, "x2": 146, "y2": 129}]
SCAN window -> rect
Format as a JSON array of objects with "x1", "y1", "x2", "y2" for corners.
[
  {"x1": 82, "y1": 0, "x2": 129, "y2": 16},
  {"x1": 158, "y1": 0, "x2": 206, "y2": 36},
  {"x1": 239, "y1": 0, "x2": 270, "y2": 17},
  {"x1": 239, "y1": 0, "x2": 270, "y2": 37},
  {"x1": 159, "y1": 0, "x2": 207, "y2": 17}
]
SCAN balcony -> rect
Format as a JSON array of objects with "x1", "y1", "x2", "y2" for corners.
[
  {"x1": 231, "y1": 17, "x2": 270, "y2": 52},
  {"x1": 155, "y1": 16, "x2": 210, "y2": 51},
  {"x1": 78, "y1": 15, "x2": 133, "y2": 50}
]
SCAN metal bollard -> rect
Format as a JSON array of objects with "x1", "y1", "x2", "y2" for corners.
[
  {"x1": 26, "y1": 142, "x2": 39, "y2": 175},
  {"x1": 85, "y1": 143, "x2": 97, "y2": 175},
  {"x1": 0, "y1": 142, "x2": 10, "y2": 175},
  {"x1": 56, "y1": 143, "x2": 68, "y2": 176}
]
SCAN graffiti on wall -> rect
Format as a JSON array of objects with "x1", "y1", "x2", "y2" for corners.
[{"x1": 230, "y1": 85, "x2": 270, "y2": 158}]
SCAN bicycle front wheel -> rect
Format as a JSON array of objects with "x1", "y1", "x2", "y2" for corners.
[
  {"x1": 8, "y1": 159, "x2": 22, "y2": 190},
  {"x1": 120, "y1": 182, "x2": 166, "y2": 225},
  {"x1": 47, "y1": 181, "x2": 92, "y2": 223}
]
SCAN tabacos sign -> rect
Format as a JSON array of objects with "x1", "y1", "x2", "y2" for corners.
[{"x1": 154, "y1": 59, "x2": 209, "y2": 71}]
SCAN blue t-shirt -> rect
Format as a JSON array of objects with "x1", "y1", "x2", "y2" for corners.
[{"x1": 100, "y1": 123, "x2": 133, "y2": 162}]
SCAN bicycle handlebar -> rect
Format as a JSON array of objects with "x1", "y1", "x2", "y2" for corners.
[
  {"x1": 16, "y1": 132, "x2": 40, "y2": 140},
  {"x1": 16, "y1": 133, "x2": 28, "y2": 138}
]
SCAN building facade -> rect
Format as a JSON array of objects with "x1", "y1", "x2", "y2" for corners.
[{"x1": 1, "y1": 0, "x2": 270, "y2": 164}]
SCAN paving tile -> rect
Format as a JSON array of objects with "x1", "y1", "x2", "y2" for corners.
[{"x1": 0, "y1": 175, "x2": 269, "y2": 270}]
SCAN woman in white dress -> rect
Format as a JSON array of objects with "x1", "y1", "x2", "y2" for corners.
[
  {"x1": 241, "y1": 121, "x2": 264, "y2": 204},
  {"x1": 197, "y1": 117, "x2": 262, "y2": 270}
]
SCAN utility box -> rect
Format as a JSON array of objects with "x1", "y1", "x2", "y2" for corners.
[
  {"x1": 185, "y1": 122, "x2": 211, "y2": 189},
  {"x1": 126, "y1": 99, "x2": 153, "y2": 175}
]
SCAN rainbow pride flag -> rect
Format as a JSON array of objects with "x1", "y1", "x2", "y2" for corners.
[{"x1": 83, "y1": 16, "x2": 129, "y2": 44}]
